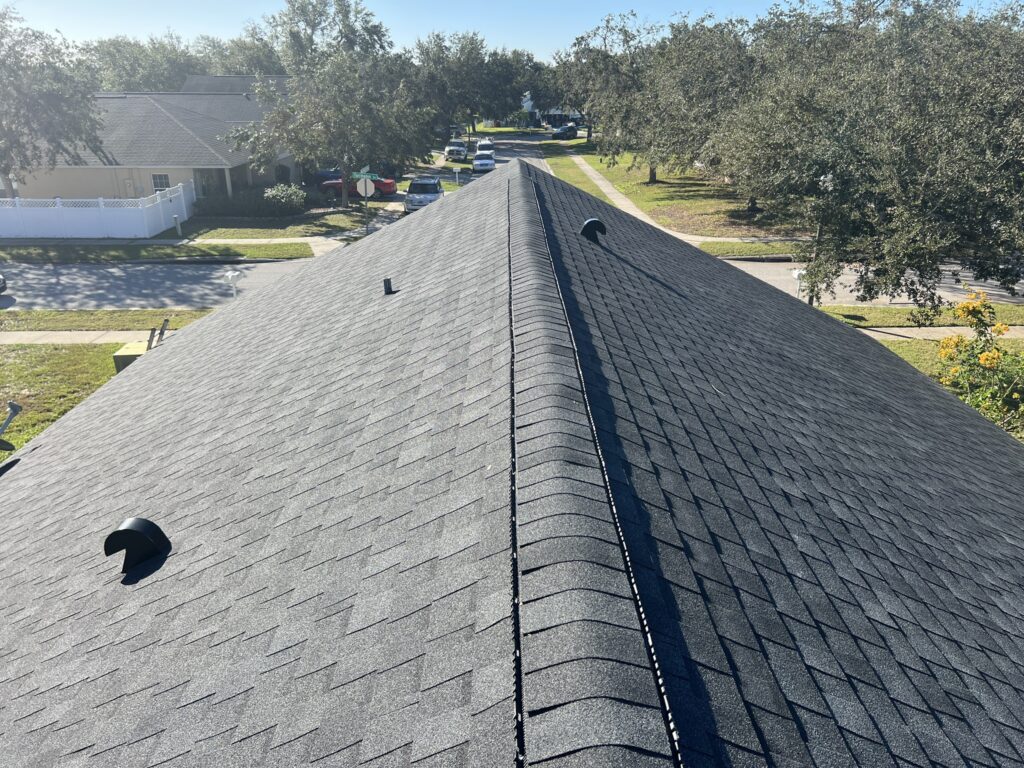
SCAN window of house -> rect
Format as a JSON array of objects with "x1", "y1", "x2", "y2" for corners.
[{"x1": 152, "y1": 174, "x2": 171, "y2": 192}]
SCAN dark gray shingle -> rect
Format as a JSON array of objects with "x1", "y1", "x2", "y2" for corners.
[{"x1": 2, "y1": 159, "x2": 1023, "y2": 767}]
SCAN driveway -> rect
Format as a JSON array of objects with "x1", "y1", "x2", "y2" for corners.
[{"x1": 0, "y1": 260, "x2": 306, "y2": 310}]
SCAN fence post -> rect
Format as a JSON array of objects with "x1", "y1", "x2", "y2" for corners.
[
  {"x1": 97, "y1": 197, "x2": 106, "y2": 238},
  {"x1": 14, "y1": 196, "x2": 22, "y2": 238},
  {"x1": 55, "y1": 197, "x2": 65, "y2": 239},
  {"x1": 158, "y1": 190, "x2": 168, "y2": 236}
]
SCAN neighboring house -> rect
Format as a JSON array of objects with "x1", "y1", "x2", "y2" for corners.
[
  {"x1": 2, "y1": 161, "x2": 1024, "y2": 767},
  {"x1": 12, "y1": 91, "x2": 296, "y2": 199}
]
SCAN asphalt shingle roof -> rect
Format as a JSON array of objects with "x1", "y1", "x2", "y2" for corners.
[
  {"x1": 1, "y1": 159, "x2": 1024, "y2": 767},
  {"x1": 63, "y1": 94, "x2": 257, "y2": 168},
  {"x1": 180, "y1": 75, "x2": 290, "y2": 94}
]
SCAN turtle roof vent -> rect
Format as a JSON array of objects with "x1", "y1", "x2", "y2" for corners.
[
  {"x1": 580, "y1": 218, "x2": 606, "y2": 245},
  {"x1": 104, "y1": 517, "x2": 171, "y2": 574}
]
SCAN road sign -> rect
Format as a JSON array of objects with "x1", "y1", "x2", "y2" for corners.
[
  {"x1": 351, "y1": 172, "x2": 380, "y2": 180},
  {"x1": 356, "y1": 178, "x2": 376, "y2": 198}
]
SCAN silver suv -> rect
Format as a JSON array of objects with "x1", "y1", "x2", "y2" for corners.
[{"x1": 404, "y1": 177, "x2": 444, "y2": 212}]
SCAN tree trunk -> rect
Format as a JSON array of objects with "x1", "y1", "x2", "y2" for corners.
[
  {"x1": 648, "y1": 165, "x2": 657, "y2": 184},
  {"x1": 807, "y1": 220, "x2": 823, "y2": 306},
  {"x1": 1, "y1": 173, "x2": 16, "y2": 198},
  {"x1": 586, "y1": 124, "x2": 593, "y2": 141},
  {"x1": 340, "y1": 166, "x2": 350, "y2": 209}
]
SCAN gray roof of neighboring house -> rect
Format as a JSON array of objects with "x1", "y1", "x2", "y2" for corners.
[
  {"x1": 1, "y1": 159, "x2": 1023, "y2": 767},
  {"x1": 181, "y1": 75, "x2": 290, "y2": 95},
  {"x1": 60, "y1": 93, "x2": 258, "y2": 169}
]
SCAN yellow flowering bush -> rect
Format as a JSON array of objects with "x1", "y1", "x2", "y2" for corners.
[{"x1": 938, "y1": 286, "x2": 1024, "y2": 438}]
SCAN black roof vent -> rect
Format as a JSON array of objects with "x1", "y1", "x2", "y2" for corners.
[
  {"x1": 580, "y1": 218, "x2": 606, "y2": 244},
  {"x1": 104, "y1": 517, "x2": 171, "y2": 573}
]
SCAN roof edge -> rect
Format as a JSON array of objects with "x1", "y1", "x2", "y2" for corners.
[{"x1": 508, "y1": 166, "x2": 678, "y2": 766}]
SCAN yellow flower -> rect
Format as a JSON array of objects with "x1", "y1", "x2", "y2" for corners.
[
  {"x1": 1014, "y1": 392, "x2": 1021, "y2": 400},
  {"x1": 938, "y1": 335, "x2": 964, "y2": 360},
  {"x1": 978, "y1": 350, "x2": 1002, "y2": 369},
  {"x1": 993, "y1": 323, "x2": 1010, "y2": 337},
  {"x1": 949, "y1": 366, "x2": 961, "y2": 376}
]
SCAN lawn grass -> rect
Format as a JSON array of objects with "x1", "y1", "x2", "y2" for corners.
[
  {"x1": 539, "y1": 140, "x2": 612, "y2": 204},
  {"x1": 0, "y1": 309, "x2": 212, "y2": 332},
  {"x1": 0, "y1": 242, "x2": 312, "y2": 264},
  {"x1": 577, "y1": 148, "x2": 804, "y2": 238},
  {"x1": 881, "y1": 339, "x2": 1024, "y2": 380},
  {"x1": 698, "y1": 241, "x2": 802, "y2": 258},
  {"x1": 474, "y1": 126, "x2": 545, "y2": 135},
  {"x1": 823, "y1": 304, "x2": 1024, "y2": 328},
  {"x1": 158, "y1": 207, "x2": 384, "y2": 239},
  {"x1": 0, "y1": 344, "x2": 119, "y2": 452}
]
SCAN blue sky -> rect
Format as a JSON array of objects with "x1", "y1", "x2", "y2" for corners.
[{"x1": 12, "y1": 0, "x2": 775, "y2": 60}]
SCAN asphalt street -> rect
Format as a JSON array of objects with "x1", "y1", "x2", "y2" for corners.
[{"x1": 0, "y1": 260, "x2": 305, "y2": 310}]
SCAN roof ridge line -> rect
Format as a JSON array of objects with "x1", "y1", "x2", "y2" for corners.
[
  {"x1": 507, "y1": 166, "x2": 681, "y2": 766},
  {"x1": 143, "y1": 94, "x2": 234, "y2": 167},
  {"x1": 506, "y1": 176, "x2": 528, "y2": 768}
]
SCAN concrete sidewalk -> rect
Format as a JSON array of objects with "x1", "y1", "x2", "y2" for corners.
[{"x1": 0, "y1": 330, "x2": 163, "y2": 344}]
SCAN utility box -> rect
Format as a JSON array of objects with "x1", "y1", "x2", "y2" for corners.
[{"x1": 113, "y1": 342, "x2": 148, "y2": 373}]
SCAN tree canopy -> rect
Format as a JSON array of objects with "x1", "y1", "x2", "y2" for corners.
[
  {"x1": 556, "y1": 1, "x2": 1024, "y2": 307},
  {"x1": 0, "y1": 8, "x2": 101, "y2": 197}
]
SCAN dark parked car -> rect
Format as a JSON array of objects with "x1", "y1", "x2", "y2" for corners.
[
  {"x1": 321, "y1": 177, "x2": 398, "y2": 198},
  {"x1": 552, "y1": 125, "x2": 577, "y2": 140}
]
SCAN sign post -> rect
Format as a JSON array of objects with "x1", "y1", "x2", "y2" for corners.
[{"x1": 355, "y1": 177, "x2": 376, "y2": 236}]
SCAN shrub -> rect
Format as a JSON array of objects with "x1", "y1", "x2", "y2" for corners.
[
  {"x1": 261, "y1": 184, "x2": 307, "y2": 216},
  {"x1": 937, "y1": 286, "x2": 1024, "y2": 438},
  {"x1": 194, "y1": 184, "x2": 309, "y2": 218}
]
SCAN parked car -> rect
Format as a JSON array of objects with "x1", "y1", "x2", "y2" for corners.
[
  {"x1": 552, "y1": 125, "x2": 577, "y2": 140},
  {"x1": 0, "y1": 273, "x2": 6, "y2": 294},
  {"x1": 472, "y1": 150, "x2": 496, "y2": 173},
  {"x1": 320, "y1": 176, "x2": 397, "y2": 198},
  {"x1": 476, "y1": 138, "x2": 495, "y2": 153},
  {"x1": 404, "y1": 177, "x2": 444, "y2": 212},
  {"x1": 445, "y1": 139, "x2": 468, "y2": 161}
]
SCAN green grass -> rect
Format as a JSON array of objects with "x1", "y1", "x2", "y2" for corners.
[
  {"x1": 0, "y1": 344, "x2": 119, "y2": 452},
  {"x1": 823, "y1": 304, "x2": 1024, "y2": 328},
  {"x1": 0, "y1": 242, "x2": 312, "y2": 264},
  {"x1": 0, "y1": 309, "x2": 212, "y2": 332},
  {"x1": 539, "y1": 140, "x2": 612, "y2": 204},
  {"x1": 881, "y1": 339, "x2": 1024, "y2": 379},
  {"x1": 473, "y1": 126, "x2": 545, "y2": 135},
  {"x1": 158, "y1": 207, "x2": 383, "y2": 239},
  {"x1": 577, "y1": 149, "x2": 803, "y2": 238},
  {"x1": 698, "y1": 241, "x2": 802, "y2": 258}
]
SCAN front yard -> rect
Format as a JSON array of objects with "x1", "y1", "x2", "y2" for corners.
[
  {"x1": 0, "y1": 242, "x2": 312, "y2": 263},
  {"x1": 0, "y1": 344, "x2": 119, "y2": 452},
  {"x1": 822, "y1": 304, "x2": 1024, "y2": 328},
  {"x1": 0, "y1": 309, "x2": 212, "y2": 331},
  {"x1": 554, "y1": 141, "x2": 804, "y2": 239},
  {"x1": 157, "y1": 205, "x2": 387, "y2": 239}
]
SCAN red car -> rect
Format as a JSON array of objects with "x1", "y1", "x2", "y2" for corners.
[{"x1": 320, "y1": 177, "x2": 397, "y2": 198}]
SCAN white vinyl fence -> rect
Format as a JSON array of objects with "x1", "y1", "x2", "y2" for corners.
[{"x1": 0, "y1": 180, "x2": 196, "y2": 239}]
